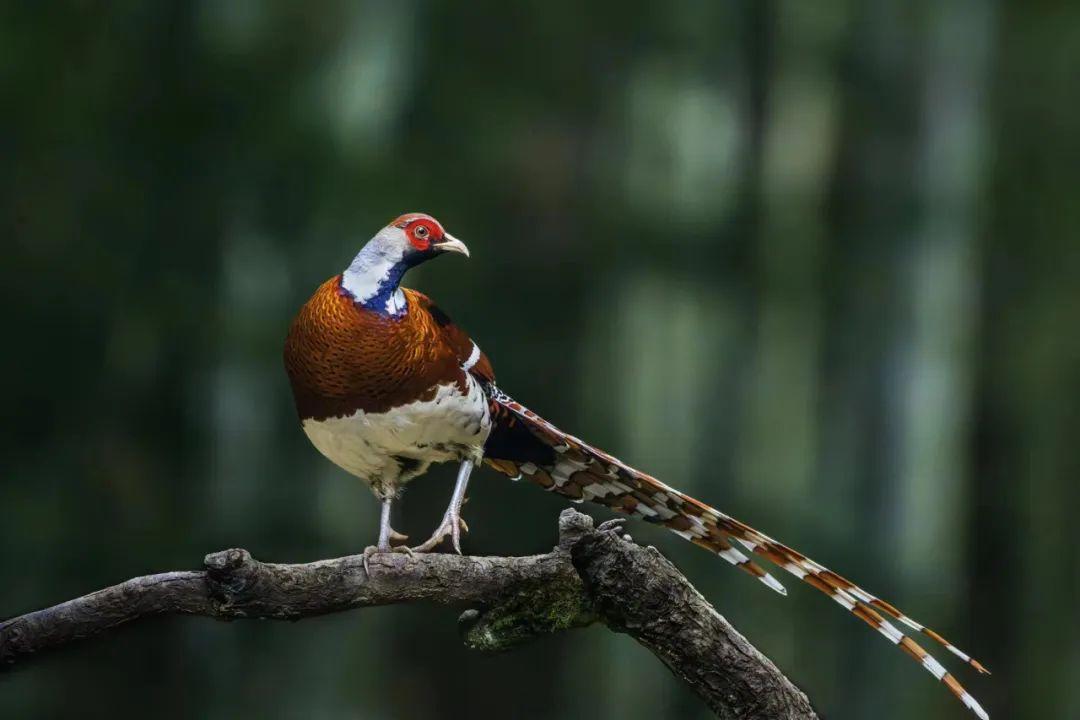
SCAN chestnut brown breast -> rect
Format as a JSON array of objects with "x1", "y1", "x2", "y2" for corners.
[{"x1": 284, "y1": 276, "x2": 493, "y2": 422}]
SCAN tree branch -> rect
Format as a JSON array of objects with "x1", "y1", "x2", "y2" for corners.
[{"x1": 0, "y1": 510, "x2": 816, "y2": 719}]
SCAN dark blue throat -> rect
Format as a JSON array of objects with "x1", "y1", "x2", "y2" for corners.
[
  {"x1": 343, "y1": 252, "x2": 425, "y2": 317},
  {"x1": 359, "y1": 260, "x2": 406, "y2": 313}
]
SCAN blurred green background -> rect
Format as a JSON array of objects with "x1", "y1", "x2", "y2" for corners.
[{"x1": 3, "y1": 1, "x2": 1078, "y2": 718}]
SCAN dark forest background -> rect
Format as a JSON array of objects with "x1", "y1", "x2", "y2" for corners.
[{"x1": 3, "y1": 2, "x2": 1078, "y2": 719}]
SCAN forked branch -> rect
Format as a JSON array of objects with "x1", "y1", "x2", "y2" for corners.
[{"x1": 0, "y1": 510, "x2": 816, "y2": 720}]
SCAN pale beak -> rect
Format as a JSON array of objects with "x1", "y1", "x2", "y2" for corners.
[{"x1": 436, "y1": 233, "x2": 470, "y2": 257}]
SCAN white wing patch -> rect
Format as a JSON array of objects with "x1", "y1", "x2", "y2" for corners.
[{"x1": 461, "y1": 341, "x2": 482, "y2": 371}]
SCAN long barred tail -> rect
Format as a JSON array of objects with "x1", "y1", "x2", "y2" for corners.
[{"x1": 481, "y1": 388, "x2": 989, "y2": 720}]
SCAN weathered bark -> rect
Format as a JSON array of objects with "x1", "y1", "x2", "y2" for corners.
[
  {"x1": 572, "y1": 527, "x2": 816, "y2": 719},
  {"x1": 0, "y1": 509, "x2": 816, "y2": 720}
]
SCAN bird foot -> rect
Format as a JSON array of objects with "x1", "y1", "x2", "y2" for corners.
[
  {"x1": 363, "y1": 540, "x2": 414, "y2": 575},
  {"x1": 411, "y1": 512, "x2": 469, "y2": 554}
]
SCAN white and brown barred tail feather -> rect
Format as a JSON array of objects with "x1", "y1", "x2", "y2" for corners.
[{"x1": 481, "y1": 387, "x2": 990, "y2": 720}]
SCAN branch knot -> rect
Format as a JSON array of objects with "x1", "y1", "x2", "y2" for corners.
[{"x1": 204, "y1": 548, "x2": 260, "y2": 609}]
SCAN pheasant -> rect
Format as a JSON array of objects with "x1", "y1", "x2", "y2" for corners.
[{"x1": 283, "y1": 212, "x2": 989, "y2": 719}]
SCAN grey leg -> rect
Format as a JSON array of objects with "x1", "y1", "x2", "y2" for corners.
[
  {"x1": 445, "y1": 459, "x2": 473, "y2": 532},
  {"x1": 412, "y1": 459, "x2": 474, "y2": 553},
  {"x1": 377, "y1": 498, "x2": 394, "y2": 551}
]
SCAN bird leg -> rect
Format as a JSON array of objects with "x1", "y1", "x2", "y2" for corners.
[
  {"x1": 412, "y1": 459, "x2": 473, "y2": 553},
  {"x1": 363, "y1": 498, "x2": 413, "y2": 573}
]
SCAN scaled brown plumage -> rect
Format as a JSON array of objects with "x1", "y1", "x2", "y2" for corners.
[{"x1": 284, "y1": 275, "x2": 493, "y2": 421}]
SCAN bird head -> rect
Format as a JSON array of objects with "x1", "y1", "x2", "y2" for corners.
[
  {"x1": 373, "y1": 212, "x2": 469, "y2": 265},
  {"x1": 341, "y1": 212, "x2": 468, "y2": 313}
]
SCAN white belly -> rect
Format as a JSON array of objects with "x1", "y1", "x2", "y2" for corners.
[{"x1": 302, "y1": 375, "x2": 491, "y2": 496}]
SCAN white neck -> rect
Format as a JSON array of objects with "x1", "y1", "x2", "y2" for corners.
[{"x1": 341, "y1": 239, "x2": 409, "y2": 316}]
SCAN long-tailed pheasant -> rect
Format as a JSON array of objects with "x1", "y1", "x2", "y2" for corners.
[{"x1": 283, "y1": 212, "x2": 989, "y2": 719}]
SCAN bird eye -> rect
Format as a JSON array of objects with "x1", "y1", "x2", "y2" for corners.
[{"x1": 414, "y1": 225, "x2": 429, "y2": 239}]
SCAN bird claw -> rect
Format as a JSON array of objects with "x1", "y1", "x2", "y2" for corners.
[
  {"x1": 411, "y1": 512, "x2": 469, "y2": 554},
  {"x1": 363, "y1": 543, "x2": 415, "y2": 575}
]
